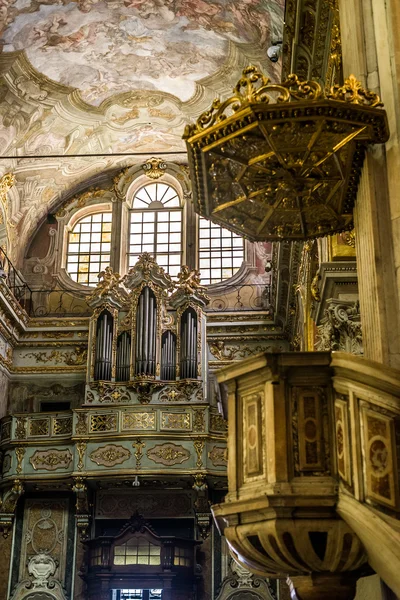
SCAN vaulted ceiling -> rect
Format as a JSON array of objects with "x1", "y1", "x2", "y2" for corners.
[{"x1": 0, "y1": 0, "x2": 284, "y2": 260}]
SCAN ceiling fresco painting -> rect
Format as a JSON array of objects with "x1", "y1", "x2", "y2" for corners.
[
  {"x1": 1, "y1": 0, "x2": 283, "y2": 104},
  {"x1": 0, "y1": 0, "x2": 284, "y2": 262}
]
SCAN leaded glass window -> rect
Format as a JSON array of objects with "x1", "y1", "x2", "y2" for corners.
[
  {"x1": 129, "y1": 183, "x2": 182, "y2": 277},
  {"x1": 113, "y1": 538, "x2": 161, "y2": 566},
  {"x1": 66, "y1": 212, "x2": 112, "y2": 285},
  {"x1": 198, "y1": 218, "x2": 244, "y2": 284}
]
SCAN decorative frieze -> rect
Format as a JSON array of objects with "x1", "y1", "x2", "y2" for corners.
[
  {"x1": 29, "y1": 418, "x2": 50, "y2": 437},
  {"x1": 89, "y1": 444, "x2": 131, "y2": 467},
  {"x1": 208, "y1": 446, "x2": 227, "y2": 467},
  {"x1": 161, "y1": 412, "x2": 190, "y2": 430},
  {"x1": 122, "y1": 412, "x2": 155, "y2": 431},
  {"x1": 89, "y1": 413, "x2": 117, "y2": 433},
  {"x1": 210, "y1": 413, "x2": 228, "y2": 434},
  {"x1": 147, "y1": 443, "x2": 190, "y2": 466},
  {"x1": 53, "y1": 416, "x2": 72, "y2": 436},
  {"x1": 30, "y1": 448, "x2": 73, "y2": 471}
]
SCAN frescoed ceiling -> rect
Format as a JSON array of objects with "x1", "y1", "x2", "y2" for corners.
[{"x1": 0, "y1": 0, "x2": 285, "y2": 260}]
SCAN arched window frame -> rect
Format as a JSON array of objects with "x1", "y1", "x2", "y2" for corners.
[
  {"x1": 127, "y1": 177, "x2": 184, "y2": 278},
  {"x1": 56, "y1": 198, "x2": 113, "y2": 292},
  {"x1": 53, "y1": 165, "x2": 259, "y2": 293}
]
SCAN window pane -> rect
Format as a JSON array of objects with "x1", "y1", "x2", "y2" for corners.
[
  {"x1": 128, "y1": 183, "x2": 182, "y2": 277},
  {"x1": 67, "y1": 212, "x2": 112, "y2": 286},
  {"x1": 198, "y1": 217, "x2": 244, "y2": 285}
]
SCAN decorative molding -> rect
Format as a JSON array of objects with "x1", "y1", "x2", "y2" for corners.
[
  {"x1": 316, "y1": 299, "x2": 362, "y2": 354},
  {"x1": 161, "y1": 412, "x2": 190, "y2": 430},
  {"x1": 147, "y1": 443, "x2": 190, "y2": 466},
  {"x1": 142, "y1": 157, "x2": 167, "y2": 180},
  {"x1": 208, "y1": 446, "x2": 227, "y2": 467},
  {"x1": 30, "y1": 448, "x2": 73, "y2": 471},
  {"x1": 89, "y1": 444, "x2": 130, "y2": 467}
]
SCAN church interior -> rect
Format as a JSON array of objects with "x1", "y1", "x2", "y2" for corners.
[{"x1": 0, "y1": 1, "x2": 399, "y2": 599}]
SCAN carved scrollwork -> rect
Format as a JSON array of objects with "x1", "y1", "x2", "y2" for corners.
[
  {"x1": 147, "y1": 442, "x2": 190, "y2": 466},
  {"x1": 316, "y1": 299, "x2": 362, "y2": 354},
  {"x1": 89, "y1": 444, "x2": 131, "y2": 467}
]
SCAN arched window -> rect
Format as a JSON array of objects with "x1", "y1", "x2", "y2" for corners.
[
  {"x1": 66, "y1": 212, "x2": 112, "y2": 285},
  {"x1": 198, "y1": 217, "x2": 244, "y2": 284},
  {"x1": 129, "y1": 182, "x2": 182, "y2": 277}
]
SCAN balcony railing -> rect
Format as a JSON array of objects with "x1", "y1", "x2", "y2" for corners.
[{"x1": 0, "y1": 247, "x2": 32, "y2": 313}]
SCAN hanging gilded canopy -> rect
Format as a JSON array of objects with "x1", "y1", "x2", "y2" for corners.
[{"x1": 183, "y1": 67, "x2": 389, "y2": 241}]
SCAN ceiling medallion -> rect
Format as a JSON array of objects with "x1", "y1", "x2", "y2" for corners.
[
  {"x1": 184, "y1": 67, "x2": 389, "y2": 241},
  {"x1": 142, "y1": 157, "x2": 167, "y2": 180}
]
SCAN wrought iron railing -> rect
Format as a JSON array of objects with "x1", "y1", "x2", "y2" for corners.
[
  {"x1": 0, "y1": 247, "x2": 33, "y2": 313},
  {"x1": 0, "y1": 247, "x2": 271, "y2": 317},
  {"x1": 0, "y1": 248, "x2": 91, "y2": 318}
]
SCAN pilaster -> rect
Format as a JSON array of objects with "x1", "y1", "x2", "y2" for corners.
[{"x1": 338, "y1": 0, "x2": 400, "y2": 368}]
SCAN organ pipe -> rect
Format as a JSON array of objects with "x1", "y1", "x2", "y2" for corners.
[
  {"x1": 94, "y1": 310, "x2": 113, "y2": 380},
  {"x1": 135, "y1": 286, "x2": 157, "y2": 376},
  {"x1": 116, "y1": 331, "x2": 131, "y2": 382},
  {"x1": 161, "y1": 331, "x2": 176, "y2": 380},
  {"x1": 180, "y1": 308, "x2": 197, "y2": 379}
]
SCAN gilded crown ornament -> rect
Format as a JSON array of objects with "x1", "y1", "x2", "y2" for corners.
[{"x1": 184, "y1": 66, "x2": 389, "y2": 241}]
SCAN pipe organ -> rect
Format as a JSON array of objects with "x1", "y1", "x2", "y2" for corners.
[
  {"x1": 85, "y1": 255, "x2": 209, "y2": 404},
  {"x1": 94, "y1": 309, "x2": 113, "y2": 381},
  {"x1": 135, "y1": 286, "x2": 157, "y2": 376}
]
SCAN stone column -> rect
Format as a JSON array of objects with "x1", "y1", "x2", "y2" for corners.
[{"x1": 338, "y1": 0, "x2": 400, "y2": 368}]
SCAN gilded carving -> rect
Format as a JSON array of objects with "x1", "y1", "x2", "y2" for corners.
[
  {"x1": 122, "y1": 412, "x2": 155, "y2": 431},
  {"x1": 96, "y1": 383, "x2": 131, "y2": 404},
  {"x1": 87, "y1": 266, "x2": 126, "y2": 304},
  {"x1": 142, "y1": 157, "x2": 167, "y2": 180},
  {"x1": 208, "y1": 446, "x2": 227, "y2": 467},
  {"x1": 29, "y1": 418, "x2": 50, "y2": 437},
  {"x1": 30, "y1": 448, "x2": 73, "y2": 471},
  {"x1": 89, "y1": 413, "x2": 117, "y2": 433},
  {"x1": 89, "y1": 444, "x2": 131, "y2": 467},
  {"x1": 76, "y1": 441, "x2": 87, "y2": 471},
  {"x1": 147, "y1": 443, "x2": 190, "y2": 466},
  {"x1": 15, "y1": 447, "x2": 25, "y2": 475},
  {"x1": 193, "y1": 408, "x2": 206, "y2": 433},
  {"x1": 53, "y1": 417, "x2": 73, "y2": 436},
  {"x1": 210, "y1": 413, "x2": 228, "y2": 434},
  {"x1": 24, "y1": 347, "x2": 87, "y2": 365},
  {"x1": 75, "y1": 412, "x2": 88, "y2": 435},
  {"x1": 161, "y1": 412, "x2": 190, "y2": 430},
  {"x1": 193, "y1": 439, "x2": 205, "y2": 469},
  {"x1": 56, "y1": 187, "x2": 108, "y2": 219},
  {"x1": 15, "y1": 417, "x2": 27, "y2": 440},
  {"x1": 132, "y1": 439, "x2": 145, "y2": 469},
  {"x1": 209, "y1": 341, "x2": 272, "y2": 361}
]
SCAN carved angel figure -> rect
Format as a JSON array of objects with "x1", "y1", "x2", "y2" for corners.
[
  {"x1": 96, "y1": 266, "x2": 121, "y2": 296},
  {"x1": 177, "y1": 265, "x2": 203, "y2": 294}
]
